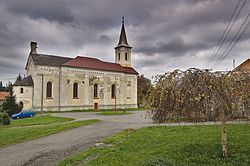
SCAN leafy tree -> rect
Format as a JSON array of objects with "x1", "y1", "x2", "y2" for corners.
[
  {"x1": 0, "y1": 81, "x2": 4, "y2": 91},
  {"x1": 16, "y1": 74, "x2": 22, "y2": 82},
  {"x1": 146, "y1": 68, "x2": 249, "y2": 157},
  {"x1": 1, "y1": 82, "x2": 21, "y2": 116},
  {"x1": 137, "y1": 75, "x2": 153, "y2": 108},
  {"x1": 5, "y1": 82, "x2": 13, "y2": 92}
]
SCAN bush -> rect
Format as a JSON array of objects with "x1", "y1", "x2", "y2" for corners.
[
  {"x1": 0, "y1": 112, "x2": 10, "y2": 125},
  {"x1": 1, "y1": 86, "x2": 21, "y2": 116}
]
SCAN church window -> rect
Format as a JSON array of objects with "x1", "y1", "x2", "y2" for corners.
[
  {"x1": 111, "y1": 84, "x2": 116, "y2": 99},
  {"x1": 46, "y1": 82, "x2": 52, "y2": 98},
  {"x1": 94, "y1": 84, "x2": 98, "y2": 98},
  {"x1": 73, "y1": 83, "x2": 78, "y2": 98},
  {"x1": 118, "y1": 53, "x2": 120, "y2": 61},
  {"x1": 20, "y1": 88, "x2": 24, "y2": 94},
  {"x1": 125, "y1": 53, "x2": 128, "y2": 60}
]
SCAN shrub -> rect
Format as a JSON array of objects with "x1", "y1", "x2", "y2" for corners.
[
  {"x1": 1, "y1": 84, "x2": 21, "y2": 116},
  {"x1": 0, "y1": 112, "x2": 10, "y2": 125}
]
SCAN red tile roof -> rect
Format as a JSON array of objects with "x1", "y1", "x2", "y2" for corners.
[
  {"x1": 0, "y1": 92, "x2": 9, "y2": 101},
  {"x1": 235, "y1": 59, "x2": 250, "y2": 70},
  {"x1": 62, "y1": 56, "x2": 138, "y2": 75}
]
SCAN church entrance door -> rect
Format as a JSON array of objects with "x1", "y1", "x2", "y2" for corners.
[{"x1": 94, "y1": 103, "x2": 99, "y2": 110}]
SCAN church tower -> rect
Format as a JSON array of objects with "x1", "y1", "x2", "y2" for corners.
[{"x1": 115, "y1": 17, "x2": 132, "y2": 67}]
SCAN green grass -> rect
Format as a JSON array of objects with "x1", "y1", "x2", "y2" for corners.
[
  {"x1": 97, "y1": 111, "x2": 132, "y2": 116},
  {"x1": 0, "y1": 119, "x2": 100, "y2": 148},
  {"x1": 58, "y1": 124, "x2": 250, "y2": 166},
  {"x1": 10, "y1": 115, "x2": 74, "y2": 126}
]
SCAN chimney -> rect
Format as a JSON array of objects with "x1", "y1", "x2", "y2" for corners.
[{"x1": 30, "y1": 41, "x2": 37, "y2": 54}]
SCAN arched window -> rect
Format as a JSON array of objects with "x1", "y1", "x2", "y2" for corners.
[
  {"x1": 20, "y1": 88, "x2": 24, "y2": 94},
  {"x1": 118, "y1": 53, "x2": 120, "y2": 61},
  {"x1": 46, "y1": 82, "x2": 52, "y2": 98},
  {"x1": 94, "y1": 84, "x2": 98, "y2": 98},
  {"x1": 73, "y1": 83, "x2": 78, "y2": 98},
  {"x1": 111, "y1": 84, "x2": 116, "y2": 99},
  {"x1": 125, "y1": 53, "x2": 128, "y2": 60}
]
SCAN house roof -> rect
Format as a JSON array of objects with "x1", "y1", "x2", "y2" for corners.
[
  {"x1": 13, "y1": 75, "x2": 34, "y2": 86},
  {"x1": 235, "y1": 59, "x2": 250, "y2": 71},
  {"x1": 0, "y1": 92, "x2": 9, "y2": 101},
  {"x1": 31, "y1": 54, "x2": 72, "y2": 67},
  {"x1": 63, "y1": 56, "x2": 138, "y2": 75}
]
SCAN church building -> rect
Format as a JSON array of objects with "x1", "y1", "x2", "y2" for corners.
[{"x1": 13, "y1": 18, "x2": 138, "y2": 111}]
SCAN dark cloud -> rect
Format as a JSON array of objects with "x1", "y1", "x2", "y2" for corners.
[
  {"x1": 0, "y1": 0, "x2": 250, "y2": 84},
  {"x1": 135, "y1": 37, "x2": 208, "y2": 56},
  {"x1": 5, "y1": 0, "x2": 74, "y2": 23}
]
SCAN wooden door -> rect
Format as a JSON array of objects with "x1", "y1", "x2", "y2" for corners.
[{"x1": 94, "y1": 103, "x2": 99, "y2": 111}]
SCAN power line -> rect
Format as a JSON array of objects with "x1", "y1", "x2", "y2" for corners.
[
  {"x1": 210, "y1": 0, "x2": 246, "y2": 66},
  {"x1": 205, "y1": 0, "x2": 246, "y2": 68},
  {"x1": 214, "y1": 15, "x2": 250, "y2": 67}
]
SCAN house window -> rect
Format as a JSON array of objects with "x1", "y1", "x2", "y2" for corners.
[
  {"x1": 73, "y1": 83, "x2": 78, "y2": 98},
  {"x1": 46, "y1": 82, "x2": 52, "y2": 98},
  {"x1": 94, "y1": 84, "x2": 98, "y2": 98},
  {"x1": 118, "y1": 53, "x2": 120, "y2": 61},
  {"x1": 111, "y1": 84, "x2": 116, "y2": 99},
  {"x1": 20, "y1": 88, "x2": 24, "y2": 94},
  {"x1": 125, "y1": 53, "x2": 128, "y2": 61}
]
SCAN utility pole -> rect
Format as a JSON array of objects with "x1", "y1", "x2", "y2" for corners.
[
  {"x1": 58, "y1": 67, "x2": 61, "y2": 112},
  {"x1": 115, "y1": 96, "x2": 116, "y2": 112},
  {"x1": 37, "y1": 74, "x2": 44, "y2": 115}
]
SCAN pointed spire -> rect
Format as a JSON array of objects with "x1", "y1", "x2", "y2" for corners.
[{"x1": 116, "y1": 17, "x2": 131, "y2": 48}]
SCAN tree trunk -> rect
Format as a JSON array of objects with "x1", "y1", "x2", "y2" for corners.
[
  {"x1": 220, "y1": 108, "x2": 228, "y2": 157},
  {"x1": 221, "y1": 121, "x2": 228, "y2": 157}
]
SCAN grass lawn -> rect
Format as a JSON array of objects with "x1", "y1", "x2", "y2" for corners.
[
  {"x1": 97, "y1": 111, "x2": 132, "y2": 116},
  {"x1": 0, "y1": 119, "x2": 100, "y2": 148},
  {"x1": 10, "y1": 115, "x2": 74, "y2": 126},
  {"x1": 58, "y1": 124, "x2": 250, "y2": 166}
]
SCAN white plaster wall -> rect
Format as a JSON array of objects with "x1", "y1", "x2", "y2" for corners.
[
  {"x1": 115, "y1": 47, "x2": 132, "y2": 67},
  {"x1": 24, "y1": 62, "x2": 138, "y2": 111},
  {"x1": 13, "y1": 86, "x2": 33, "y2": 109}
]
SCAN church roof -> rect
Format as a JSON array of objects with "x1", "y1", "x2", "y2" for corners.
[
  {"x1": 63, "y1": 56, "x2": 138, "y2": 75},
  {"x1": 13, "y1": 75, "x2": 34, "y2": 86},
  {"x1": 31, "y1": 54, "x2": 72, "y2": 67},
  {"x1": 115, "y1": 17, "x2": 132, "y2": 49}
]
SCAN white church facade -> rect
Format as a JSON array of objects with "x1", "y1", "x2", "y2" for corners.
[{"x1": 13, "y1": 19, "x2": 138, "y2": 111}]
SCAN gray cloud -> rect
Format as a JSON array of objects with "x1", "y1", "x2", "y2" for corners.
[
  {"x1": 135, "y1": 37, "x2": 208, "y2": 56},
  {"x1": 0, "y1": 0, "x2": 250, "y2": 84},
  {"x1": 5, "y1": 0, "x2": 74, "y2": 23}
]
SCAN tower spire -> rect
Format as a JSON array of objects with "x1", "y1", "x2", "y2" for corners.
[
  {"x1": 117, "y1": 17, "x2": 130, "y2": 47},
  {"x1": 115, "y1": 17, "x2": 132, "y2": 67}
]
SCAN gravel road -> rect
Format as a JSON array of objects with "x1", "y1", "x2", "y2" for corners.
[{"x1": 0, "y1": 111, "x2": 153, "y2": 166}]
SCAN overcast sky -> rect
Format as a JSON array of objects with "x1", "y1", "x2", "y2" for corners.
[{"x1": 0, "y1": 0, "x2": 249, "y2": 84}]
